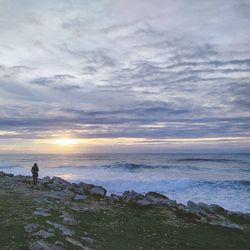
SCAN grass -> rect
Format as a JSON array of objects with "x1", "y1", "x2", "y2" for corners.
[
  {"x1": 0, "y1": 187, "x2": 250, "y2": 250},
  {"x1": 0, "y1": 193, "x2": 34, "y2": 250},
  {"x1": 68, "y1": 204, "x2": 250, "y2": 250}
]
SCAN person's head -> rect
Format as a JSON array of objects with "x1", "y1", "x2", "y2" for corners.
[{"x1": 33, "y1": 163, "x2": 38, "y2": 167}]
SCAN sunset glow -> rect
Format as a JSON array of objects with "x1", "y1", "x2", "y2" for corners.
[{"x1": 51, "y1": 138, "x2": 81, "y2": 146}]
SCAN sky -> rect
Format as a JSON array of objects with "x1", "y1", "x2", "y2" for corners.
[{"x1": 0, "y1": 0, "x2": 250, "y2": 153}]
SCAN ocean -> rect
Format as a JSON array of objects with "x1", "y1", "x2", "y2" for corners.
[{"x1": 0, "y1": 153, "x2": 250, "y2": 213}]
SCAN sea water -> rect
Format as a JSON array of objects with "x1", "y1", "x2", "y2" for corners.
[{"x1": 0, "y1": 153, "x2": 250, "y2": 213}]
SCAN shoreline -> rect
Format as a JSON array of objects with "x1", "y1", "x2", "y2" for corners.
[{"x1": 1, "y1": 170, "x2": 250, "y2": 249}]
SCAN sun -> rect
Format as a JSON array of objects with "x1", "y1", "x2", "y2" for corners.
[{"x1": 52, "y1": 138, "x2": 81, "y2": 146}]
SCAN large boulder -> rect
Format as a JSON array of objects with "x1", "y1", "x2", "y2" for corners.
[
  {"x1": 69, "y1": 182, "x2": 95, "y2": 195},
  {"x1": 89, "y1": 186, "x2": 107, "y2": 198},
  {"x1": 145, "y1": 192, "x2": 169, "y2": 205},
  {"x1": 52, "y1": 177, "x2": 70, "y2": 187},
  {"x1": 186, "y1": 201, "x2": 209, "y2": 218},
  {"x1": 121, "y1": 190, "x2": 145, "y2": 203},
  {"x1": 197, "y1": 202, "x2": 225, "y2": 214},
  {"x1": 46, "y1": 177, "x2": 70, "y2": 191}
]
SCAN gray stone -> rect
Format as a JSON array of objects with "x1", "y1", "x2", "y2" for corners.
[
  {"x1": 70, "y1": 184, "x2": 89, "y2": 195},
  {"x1": 107, "y1": 194, "x2": 121, "y2": 204},
  {"x1": 66, "y1": 237, "x2": 89, "y2": 249},
  {"x1": 52, "y1": 177, "x2": 70, "y2": 187},
  {"x1": 24, "y1": 223, "x2": 40, "y2": 234},
  {"x1": 33, "y1": 211, "x2": 51, "y2": 217},
  {"x1": 197, "y1": 202, "x2": 225, "y2": 214},
  {"x1": 121, "y1": 190, "x2": 145, "y2": 203},
  {"x1": 29, "y1": 240, "x2": 64, "y2": 250},
  {"x1": 41, "y1": 176, "x2": 52, "y2": 185},
  {"x1": 5, "y1": 172, "x2": 14, "y2": 177},
  {"x1": 145, "y1": 192, "x2": 169, "y2": 202},
  {"x1": 32, "y1": 230, "x2": 55, "y2": 239},
  {"x1": 73, "y1": 194, "x2": 88, "y2": 202},
  {"x1": 209, "y1": 219, "x2": 243, "y2": 230},
  {"x1": 54, "y1": 241, "x2": 64, "y2": 247},
  {"x1": 46, "y1": 221, "x2": 75, "y2": 236},
  {"x1": 81, "y1": 236, "x2": 95, "y2": 244},
  {"x1": 46, "y1": 183, "x2": 63, "y2": 191},
  {"x1": 186, "y1": 201, "x2": 208, "y2": 217},
  {"x1": 135, "y1": 199, "x2": 152, "y2": 207},
  {"x1": 36, "y1": 207, "x2": 50, "y2": 213},
  {"x1": 165, "y1": 200, "x2": 178, "y2": 207},
  {"x1": 89, "y1": 186, "x2": 107, "y2": 198},
  {"x1": 60, "y1": 212, "x2": 78, "y2": 225}
]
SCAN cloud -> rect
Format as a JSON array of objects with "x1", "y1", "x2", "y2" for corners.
[{"x1": 0, "y1": 0, "x2": 249, "y2": 152}]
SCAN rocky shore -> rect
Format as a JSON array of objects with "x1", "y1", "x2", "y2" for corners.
[{"x1": 0, "y1": 171, "x2": 250, "y2": 250}]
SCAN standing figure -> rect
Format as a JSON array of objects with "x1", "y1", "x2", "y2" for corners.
[{"x1": 31, "y1": 163, "x2": 39, "y2": 186}]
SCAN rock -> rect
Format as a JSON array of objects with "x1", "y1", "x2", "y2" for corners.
[
  {"x1": 106, "y1": 194, "x2": 121, "y2": 204},
  {"x1": 145, "y1": 192, "x2": 169, "y2": 202},
  {"x1": 33, "y1": 211, "x2": 51, "y2": 217},
  {"x1": 135, "y1": 199, "x2": 153, "y2": 207},
  {"x1": 46, "y1": 177, "x2": 70, "y2": 191},
  {"x1": 198, "y1": 202, "x2": 225, "y2": 214},
  {"x1": 0, "y1": 171, "x2": 14, "y2": 177},
  {"x1": 48, "y1": 228, "x2": 55, "y2": 233},
  {"x1": 70, "y1": 183, "x2": 90, "y2": 195},
  {"x1": 36, "y1": 207, "x2": 50, "y2": 213},
  {"x1": 24, "y1": 223, "x2": 40, "y2": 234},
  {"x1": 32, "y1": 230, "x2": 55, "y2": 239},
  {"x1": 121, "y1": 190, "x2": 145, "y2": 203},
  {"x1": 78, "y1": 182, "x2": 94, "y2": 190},
  {"x1": 186, "y1": 201, "x2": 208, "y2": 218},
  {"x1": 66, "y1": 237, "x2": 89, "y2": 249},
  {"x1": 46, "y1": 221, "x2": 75, "y2": 236},
  {"x1": 15, "y1": 175, "x2": 32, "y2": 183},
  {"x1": 209, "y1": 219, "x2": 243, "y2": 230},
  {"x1": 29, "y1": 240, "x2": 64, "y2": 250},
  {"x1": 54, "y1": 241, "x2": 64, "y2": 247},
  {"x1": 46, "y1": 183, "x2": 64, "y2": 191},
  {"x1": 41, "y1": 176, "x2": 52, "y2": 185},
  {"x1": 5, "y1": 173, "x2": 14, "y2": 177},
  {"x1": 89, "y1": 186, "x2": 107, "y2": 198},
  {"x1": 60, "y1": 212, "x2": 78, "y2": 225},
  {"x1": 52, "y1": 176, "x2": 70, "y2": 187},
  {"x1": 176, "y1": 203, "x2": 186, "y2": 211},
  {"x1": 73, "y1": 194, "x2": 88, "y2": 202},
  {"x1": 81, "y1": 236, "x2": 95, "y2": 244},
  {"x1": 164, "y1": 199, "x2": 178, "y2": 208}
]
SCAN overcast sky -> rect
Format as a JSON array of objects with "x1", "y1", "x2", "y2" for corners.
[{"x1": 0, "y1": 0, "x2": 250, "y2": 153}]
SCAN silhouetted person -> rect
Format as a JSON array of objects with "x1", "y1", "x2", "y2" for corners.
[{"x1": 31, "y1": 163, "x2": 39, "y2": 186}]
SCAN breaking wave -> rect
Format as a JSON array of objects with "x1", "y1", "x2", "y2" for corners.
[{"x1": 0, "y1": 163, "x2": 20, "y2": 169}]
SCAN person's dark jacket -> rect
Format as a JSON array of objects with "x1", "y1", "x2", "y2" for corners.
[{"x1": 31, "y1": 164, "x2": 39, "y2": 177}]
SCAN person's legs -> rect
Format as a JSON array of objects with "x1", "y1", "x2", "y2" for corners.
[{"x1": 33, "y1": 174, "x2": 38, "y2": 185}]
